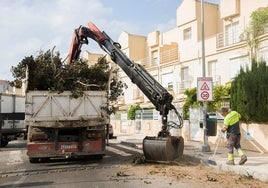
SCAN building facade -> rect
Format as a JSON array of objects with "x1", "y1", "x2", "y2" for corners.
[
  {"x1": 109, "y1": 0, "x2": 268, "y2": 145},
  {"x1": 115, "y1": 0, "x2": 268, "y2": 112}
]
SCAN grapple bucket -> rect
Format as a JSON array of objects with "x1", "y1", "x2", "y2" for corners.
[{"x1": 142, "y1": 136, "x2": 184, "y2": 162}]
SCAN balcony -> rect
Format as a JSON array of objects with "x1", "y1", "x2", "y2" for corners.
[
  {"x1": 137, "y1": 46, "x2": 179, "y2": 67},
  {"x1": 216, "y1": 26, "x2": 268, "y2": 49},
  {"x1": 216, "y1": 28, "x2": 245, "y2": 48},
  {"x1": 160, "y1": 47, "x2": 179, "y2": 64},
  {"x1": 178, "y1": 80, "x2": 191, "y2": 94},
  {"x1": 132, "y1": 88, "x2": 144, "y2": 103}
]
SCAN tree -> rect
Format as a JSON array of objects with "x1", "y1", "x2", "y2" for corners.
[
  {"x1": 231, "y1": 60, "x2": 268, "y2": 122},
  {"x1": 182, "y1": 85, "x2": 230, "y2": 119},
  {"x1": 207, "y1": 84, "x2": 230, "y2": 111},
  {"x1": 10, "y1": 49, "x2": 64, "y2": 91},
  {"x1": 245, "y1": 6, "x2": 268, "y2": 61},
  {"x1": 10, "y1": 48, "x2": 127, "y2": 113},
  {"x1": 182, "y1": 88, "x2": 201, "y2": 120},
  {"x1": 127, "y1": 104, "x2": 141, "y2": 120}
]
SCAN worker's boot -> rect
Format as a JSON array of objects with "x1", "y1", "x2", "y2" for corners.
[
  {"x1": 239, "y1": 155, "x2": 247, "y2": 165},
  {"x1": 226, "y1": 160, "x2": 235, "y2": 165},
  {"x1": 226, "y1": 153, "x2": 234, "y2": 165}
]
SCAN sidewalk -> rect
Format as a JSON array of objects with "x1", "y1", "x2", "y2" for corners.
[{"x1": 116, "y1": 133, "x2": 268, "y2": 182}]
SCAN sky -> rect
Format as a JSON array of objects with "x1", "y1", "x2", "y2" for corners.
[{"x1": 0, "y1": 0, "x2": 219, "y2": 81}]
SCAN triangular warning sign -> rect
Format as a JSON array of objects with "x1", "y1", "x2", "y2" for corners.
[{"x1": 201, "y1": 82, "x2": 210, "y2": 90}]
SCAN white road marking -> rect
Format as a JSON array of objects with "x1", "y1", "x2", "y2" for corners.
[
  {"x1": 115, "y1": 144, "x2": 143, "y2": 154},
  {"x1": 106, "y1": 145, "x2": 132, "y2": 156}
]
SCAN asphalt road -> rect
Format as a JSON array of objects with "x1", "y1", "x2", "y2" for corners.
[
  {"x1": 0, "y1": 139, "x2": 184, "y2": 188},
  {"x1": 1, "y1": 138, "x2": 268, "y2": 188}
]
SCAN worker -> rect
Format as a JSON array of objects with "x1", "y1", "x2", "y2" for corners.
[{"x1": 220, "y1": 107, "x2": 247, "y2": 165}]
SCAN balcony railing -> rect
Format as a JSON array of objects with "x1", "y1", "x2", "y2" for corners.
[
  {"x1": 216, "y1": 26, "x2": 268, "y2": 49},
  {"x1": 137, "y1": 47, "x2": 179, "y2": 67},
  {"x1": 178, "y1": 80, "x2": 191, "y2": 94},
  {"x1": 216, "y1": 28, "x2": 245, "y2": 48},
  {"x1": 160, "y1": 47, "x2": 179, "y2": 64},
  {"x1": 166, "y1": 80, "x2": 191, "y2": 95}
]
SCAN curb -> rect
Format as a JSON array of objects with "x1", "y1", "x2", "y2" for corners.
[{"x1": 215, "y1": 160, "x2": 268, "y2": 182}]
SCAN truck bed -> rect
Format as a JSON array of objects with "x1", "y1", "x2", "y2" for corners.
[
  {"x1": 0, "y1": 93, "x2": 26, "y2": 134},
  {"x1": 25, "y1": 90, "x2": 109, "y2": 128}
]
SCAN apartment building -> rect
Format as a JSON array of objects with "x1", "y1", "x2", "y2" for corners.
[
  {"x1": 82, "y1": 51, "x2": 104, "y2": 67},
  {"x1": 110, "y1": 0, "x2": 268, "y2": 138},
  {"x1": 115, "y1": 0, "x2": 268, "y2": 111}
]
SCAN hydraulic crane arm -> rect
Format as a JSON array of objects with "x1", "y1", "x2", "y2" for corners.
[
  {"x1": 68, "y1": 22, "x2": 185, "y2": 162},
  {"x1": 68, "y1": 22, "x2": 183, "y2": 137}
]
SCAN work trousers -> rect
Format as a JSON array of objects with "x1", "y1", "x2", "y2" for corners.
[{"x1": 227, "y1": 134, "x2": 242, "y2": 154}]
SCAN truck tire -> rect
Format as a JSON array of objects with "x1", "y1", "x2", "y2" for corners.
[
  {"x1": 94, "y1": 154, "x2": 103, "y2": 160},
  {"x1": 40, "y1": 157, "x2": 50, "y2": 162},
  {"x1": 29, "y1": 158, "x2": 39, "y2": 163},
  {"x1": 1, "y1": 139, "x2": 9, "y2": 147},
  {"x1": 23, "y1": 134, "x2": 27, "y2": 140}
]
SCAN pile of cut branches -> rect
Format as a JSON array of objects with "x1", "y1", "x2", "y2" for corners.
[{"x1": 10, "y1": 49, "x2": 127, "y2": 101}]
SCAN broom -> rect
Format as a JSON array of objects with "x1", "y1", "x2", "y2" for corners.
[{"x1": 206, "y1": 130, "x2": 223, "y2": 165}]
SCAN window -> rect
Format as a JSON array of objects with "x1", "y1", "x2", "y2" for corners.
[
  {"x1": 181, "y1": 67, "x2": 189, "y2": 82},
  {"x1": 162, "y1": 72, "x2": 173, "y2": 89},
  {"x1": 151, "y1": 51, "x2": 158, "y2": 65},
  {"x1": 183, "y1": 27, "x2": 192, "y2": 40},
  {"x1": 180, "y1": 67, "x2": 189, "y2": 91},
  {"x1": 208, "y1": 60, "x2": 220, "y2": 85},
  {"x1": 168, "y1": 82, "x2": 173, "y2": 90},
  {"x1": 208, "y1": 60, "x2": 216, "y2": 78},
  {"x1": 229, "y1": 56, "x2": 248, "y2": 79},
  {"x1": 225, "y1": 21, "x2": 239, "y2": 45}
]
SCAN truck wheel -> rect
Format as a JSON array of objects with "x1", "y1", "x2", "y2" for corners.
[
  {"x1": 29, "y1": 158, "x2": 39, "y2": 163},
  {"x1": 40, "y1": 157, "x2": 50, "y2": 162},
  {"x1": 94, "y1": 154, "x2": 103, "y2": 160},
  {"x1": 1, "y1": 140, "x2": 9, "y2": 147},
  {"x1": 23, "y1": 134, "x2": 27, "y2": 140}
]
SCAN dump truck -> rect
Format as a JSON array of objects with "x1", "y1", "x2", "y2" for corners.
[
  {"x1": 68, "y1": 22, "x2": 184, "y2": 162},
  {"x1": 0, "y1": 93, "x2": 26, "y2": 147},
  {"x1": 26, "y1": 90, "x2": 109, "y2": 163}
]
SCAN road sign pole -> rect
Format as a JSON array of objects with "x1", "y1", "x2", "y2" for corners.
[
  {"x1": 201, "y1": 0, "x2": 210, "y2": 152},
  {"x1": 202, "y1": 101, "x2": 210, "y2": 152}
]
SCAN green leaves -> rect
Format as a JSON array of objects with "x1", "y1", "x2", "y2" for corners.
[
  {"x1": 182, "y1": 86, "x2": 230, "y2": 120},
  {"x1": 251, "y1": 7, "x2": 268, "y2": 37},
  {"x1": 10, "y1": 48, "x2": 127, "y2": 107},
  {"x1": 231, "y1": 60, "x2": 268, "y2": 122},
  {"x1": 127, "y1": 104, "x2": 141, "y2": 120},
  {"x1": 245, "y1": 6, "x2": 268, "y2": 60}
]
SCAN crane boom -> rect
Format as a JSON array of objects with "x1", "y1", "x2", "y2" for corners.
[{"x1": 68, "y1": 22, "x2": 184, "y2": 161}]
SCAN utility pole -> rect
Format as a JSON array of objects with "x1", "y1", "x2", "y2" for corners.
[{"x1": 201, "y1": 0, "x2": 210, "y2": 152}]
